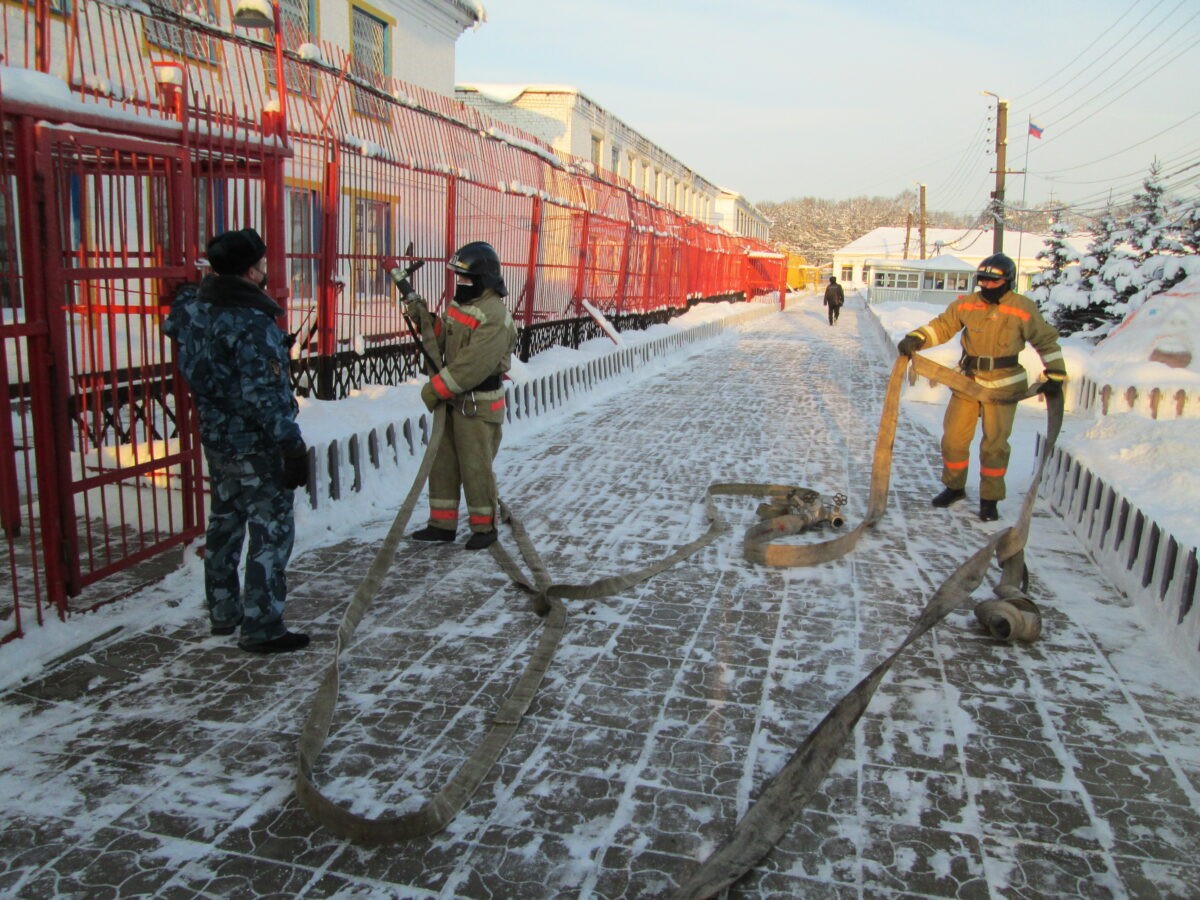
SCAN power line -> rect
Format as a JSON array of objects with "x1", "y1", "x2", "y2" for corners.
[
  {"x1": 1010, "y1": 0, "x2": 1153, "y2": 104},
  {"x1": 1023, "y1": 0, "x2": 1187, "y2": 122},
  {"x1": 1034, "y1": 110, "x2": 1200, "y2": 175},
  {"x1": 1026, "y1": 26, "x2": 1200, "y2": 153}
]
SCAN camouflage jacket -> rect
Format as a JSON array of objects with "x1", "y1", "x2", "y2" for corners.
[{"x1": 163, "y1": 274, "x2": 303, "y2": 456}]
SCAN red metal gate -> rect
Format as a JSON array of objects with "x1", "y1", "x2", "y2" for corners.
[{"x1": 7, "y1": 122, "x2": 208, "y2": 633}]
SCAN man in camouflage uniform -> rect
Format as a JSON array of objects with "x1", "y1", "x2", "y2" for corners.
[
  {"x1": 897, "y1": 252, "x2": 1065, "y2": 522},
  {"x1": 164, "y1": 229, "x2": 311, "y2": 653},
  {"x1": 383, "y1": 241, "x2": 518, "y2": 550}
]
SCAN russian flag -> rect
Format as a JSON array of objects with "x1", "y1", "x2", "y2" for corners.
[{"x1": 1029, "y1": 121, "x2": 1044, "y2": 139}]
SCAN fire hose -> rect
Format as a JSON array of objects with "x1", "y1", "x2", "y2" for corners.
[{"x1": 295, "y1": 350, "x2": 1063, "y2": 891}]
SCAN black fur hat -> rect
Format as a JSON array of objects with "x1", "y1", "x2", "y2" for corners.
[{"x1": 207, "y1": 228, "x2": 266, "y2": 275}]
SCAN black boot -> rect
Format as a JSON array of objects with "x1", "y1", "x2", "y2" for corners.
[
  {"x1": 239, "y1": 631, "x2": 310, "y2": 654},
  {"x1": 411, "y1": 526, "x2": 456, "y2": 542},
  {"x1": 464, "y1": 530, "x2": 497, "y2": 551},
  {"x1": 931, "y1": 487, "x2": 967, "y2": 508},
  {"x1": 978, "y1": 499, "x2": 999, "y2": 522}
]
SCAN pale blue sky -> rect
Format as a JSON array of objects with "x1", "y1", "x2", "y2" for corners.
[{"x1": 456, "y1": 0, "x2": 1200, "y2": 217}]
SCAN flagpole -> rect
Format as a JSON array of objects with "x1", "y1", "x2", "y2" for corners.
[{"x1": 1016, "y1": 115, "x2": 1032, "y2": 289}]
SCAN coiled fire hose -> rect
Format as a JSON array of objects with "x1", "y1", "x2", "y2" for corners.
[{"x1": 295, "y1": 353, "x2": 1063, "y2": 896}]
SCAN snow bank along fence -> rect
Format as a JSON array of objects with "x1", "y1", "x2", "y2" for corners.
[
  {"x1": 1074, "y1": 376, "x2": 1200, "y2": 420},
  {"x1": 0, "y1": 0, "x2": 787, "y2": 641},
  {"x1": 304, "y1": 302, "x2": 777, "y2": 510},
  {"x1": 1035, "y1": 434, "x2": 1200, "y2": 662}
]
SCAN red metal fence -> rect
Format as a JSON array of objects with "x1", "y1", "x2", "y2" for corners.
[{"x1": 0, "y1": 0, "x2": 786, "y2": 640}]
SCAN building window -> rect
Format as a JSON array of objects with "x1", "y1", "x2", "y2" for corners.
[
  {"x1": 876, "y1": 271, "x2": 920, "y2": 289},
  {"x1": 272, "y1": 0, "x2": 318, "y2": 97},
  {"x1": 841, "y1": 266, "x2": 853, "y2": 282},
  {"x1": 610, "y1": 144, "x2": 620, "y2": 173},
  {"x1": 350, "y1": 6, "x2": 390, "y2": 119},
  {"x1": 591, "y1": 134, "x2": 603, "y2": 169},
  {"x1": 286, "y1": 187, "x2": 319, "y2": 303},
  {"x1": 352, "y1": 196, "x2": 391, "y2": 300},
  {"x1": 145, "y1": 0, "x2": 219, "y2": 64}
]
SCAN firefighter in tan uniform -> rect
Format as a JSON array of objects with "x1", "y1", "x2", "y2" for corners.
[
  {"x1": 897, "y1": 253, "x2": 1065, "y2": 522},
  {"x1": 384, "y1": 241, "x2": 518, "y2": 550}
]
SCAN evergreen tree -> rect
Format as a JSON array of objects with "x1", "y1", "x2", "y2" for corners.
[
  {"x1": 1054, "y1": 209, "x2": 1120, "y2": 336},
  {"x1": 1028, "y1": 220, "x2": 1078, "y2": 305},
  {"x1": 1175, "y1": 194, "x2": 1200, "y2": 255},
  {"x1": 1124, "y1": 162, "x2": 1185, "y2": 260}
]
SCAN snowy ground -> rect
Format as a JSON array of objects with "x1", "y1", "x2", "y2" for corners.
[{"x1": 1, "y1": 293, "x2": 1198, "y2": 897}]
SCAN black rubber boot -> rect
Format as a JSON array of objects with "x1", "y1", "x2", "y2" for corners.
[
  {"x1": 411, "y1": 526, "x2": 456, "y2": 542},
  {"x1": 931, "y1": 487, "x2": 967, "y2": 508},
  {"x1": 464, "y1": 530, "x2": 497, "y2": 551},
  {"x1": 979, "y1": 499, "x2": 1000, "y2": 522},
  {"x1": 239, "y1": 631, "x2": 311, "y2": 654}
]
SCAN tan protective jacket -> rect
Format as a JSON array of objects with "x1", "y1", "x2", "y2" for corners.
[
  {"x1": 911, "y1": 290, "x2": 1066, "y2": 389},
  {"x1": 427, "y1": 288, "x2": 517, "y2": 423}
]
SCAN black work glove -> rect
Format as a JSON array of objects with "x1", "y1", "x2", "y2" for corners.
[
  {"x1": 897, "y1": 334, "x2": 924, "y2": 358},
  {"x1": 396, "y1": 277, "x2": 415, "y2": 298},
  {"x1": 1038, "y1": 378, "x2": 1064, "y2": 399},
  {"x1": 282, "y1": 444, "x2": 309, "y2": 489}
]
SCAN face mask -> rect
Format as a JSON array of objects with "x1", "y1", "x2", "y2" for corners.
[
  {"x1": 454, "y1": 282, "x2": 483, "y2": 303},
  {"x1": 979, "y1": 283, "x2": 1007, "y2": 302}
]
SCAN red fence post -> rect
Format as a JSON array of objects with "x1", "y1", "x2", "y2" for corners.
[
  {"x1": 571, "y1": 209, "x2": 591, "y2": 318},
  {"x1": 444, "y1": 175, "x2": 457, "y2": 306},
  {"x1": 316, "y1": 140, "x2": 341, "y2": 400},
  {"x1": 778, "y1": 256, "x2": 788, "y2": 310}
]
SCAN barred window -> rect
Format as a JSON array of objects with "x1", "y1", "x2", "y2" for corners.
[
  {"x1": 144, "y1": 0, "x2": 219, "y2": 65},
  {"x1": 271, "y1": 0, "x2": 318, "y2": 98},
  {"x1": 352, "y1": 197, "x2": 391, "y2": 300},
  {"x1": 350, "y1": 7, "x2": 390, "y2": 120}
]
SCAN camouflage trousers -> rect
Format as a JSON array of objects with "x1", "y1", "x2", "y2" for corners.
[{"x1": 203, "y1": 447, "x2": 295, "y2": 642}]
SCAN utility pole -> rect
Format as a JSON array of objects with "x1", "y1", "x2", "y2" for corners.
[
  {"x1": 904, "y1": 212, "x2": 912, "y2": 258},
  {"x1": 918, "y1": 183, "x2": 927, "y2": 259},
  {"x1": 983, "y1": 91, "x2": 1008, "y2": 254}
]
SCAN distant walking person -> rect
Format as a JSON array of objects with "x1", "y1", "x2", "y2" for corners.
[
  {"x1": 823, "y1": 275, "x2": 844, "y2": 325},
  {"x1": 164, "y1": 228, "x2": 311, "y2": 653},
  {"x1": 383, "y1": 241, "x2": 518, "y2": 550},
  {"x1": 896, "y1": 252, "x2": 1065, "y2": 522}
]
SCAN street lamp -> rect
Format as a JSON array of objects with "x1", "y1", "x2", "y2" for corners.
[{"x1": 232, "y1": 0, "x2": 288, "y2": 134}]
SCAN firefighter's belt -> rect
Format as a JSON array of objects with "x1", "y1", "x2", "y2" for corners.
[
  {"x1": 961, "y1": 352, "x2": 1019, "y2": 372},
  {"x1": 296, "y1": 353, "x2": 1064, "y2": 882}
]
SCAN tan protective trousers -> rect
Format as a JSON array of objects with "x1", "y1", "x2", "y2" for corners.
[
  {"x1": 427, "y1": 410, "x2": 503, "y2": 533},
  {"x1": 940, "y1": 391, "x2": 1018, "y2": 501}
]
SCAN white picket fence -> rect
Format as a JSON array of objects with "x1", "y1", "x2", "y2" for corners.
[
  {"x1": 1074, "y1": 375, "x2": 1200, "y2": 420},
  {"x1": 1036, "y1": 434, "x2": 1199, "y2": 663}
]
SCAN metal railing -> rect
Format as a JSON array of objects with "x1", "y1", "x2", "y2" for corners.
[{"x1": 0, "y1": 0, "x2": 787, "y2": 640}]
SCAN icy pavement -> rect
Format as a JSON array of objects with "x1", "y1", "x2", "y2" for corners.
[{"x1": 2, "y1": 298, "x2": 1199, "y2": 898}]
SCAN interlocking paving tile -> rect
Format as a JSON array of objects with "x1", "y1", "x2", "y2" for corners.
[{"x1": 2, "y1": 300, "x2": 1199, "y2": 897}]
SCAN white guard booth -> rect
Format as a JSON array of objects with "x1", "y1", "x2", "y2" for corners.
[{"x1": 866, "y1": 254, "x2": 977, "y2": 305}]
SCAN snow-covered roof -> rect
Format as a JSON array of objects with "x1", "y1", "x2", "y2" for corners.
[
  {"x1": 836, "y1": 226, "x2": 1089, "y2": 259},
  {"x1": 455, "y1": 83, "x2": 580, "y2": 104},
  {"x1": 864, "y1": 253, "x2": 976, "y2": 272}
]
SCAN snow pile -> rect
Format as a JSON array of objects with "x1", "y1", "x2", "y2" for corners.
[{"x1": 1088, "y1": 274, "x2": 1200, "y2": 390}]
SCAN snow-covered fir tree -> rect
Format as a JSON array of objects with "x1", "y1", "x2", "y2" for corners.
[
  {"x1": 1046, "y1": 164, "x2": 1198, "y2": 340},
  {"x1": 1177, "y1": 194, "x2": 1200, "y2": 255},
  {"x1": 1027, "y1": 220, "x2": 1079, "y2": 307},
  {"x1": 1053, "y1": 208, "x2": 1120, "y2": 336}
]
